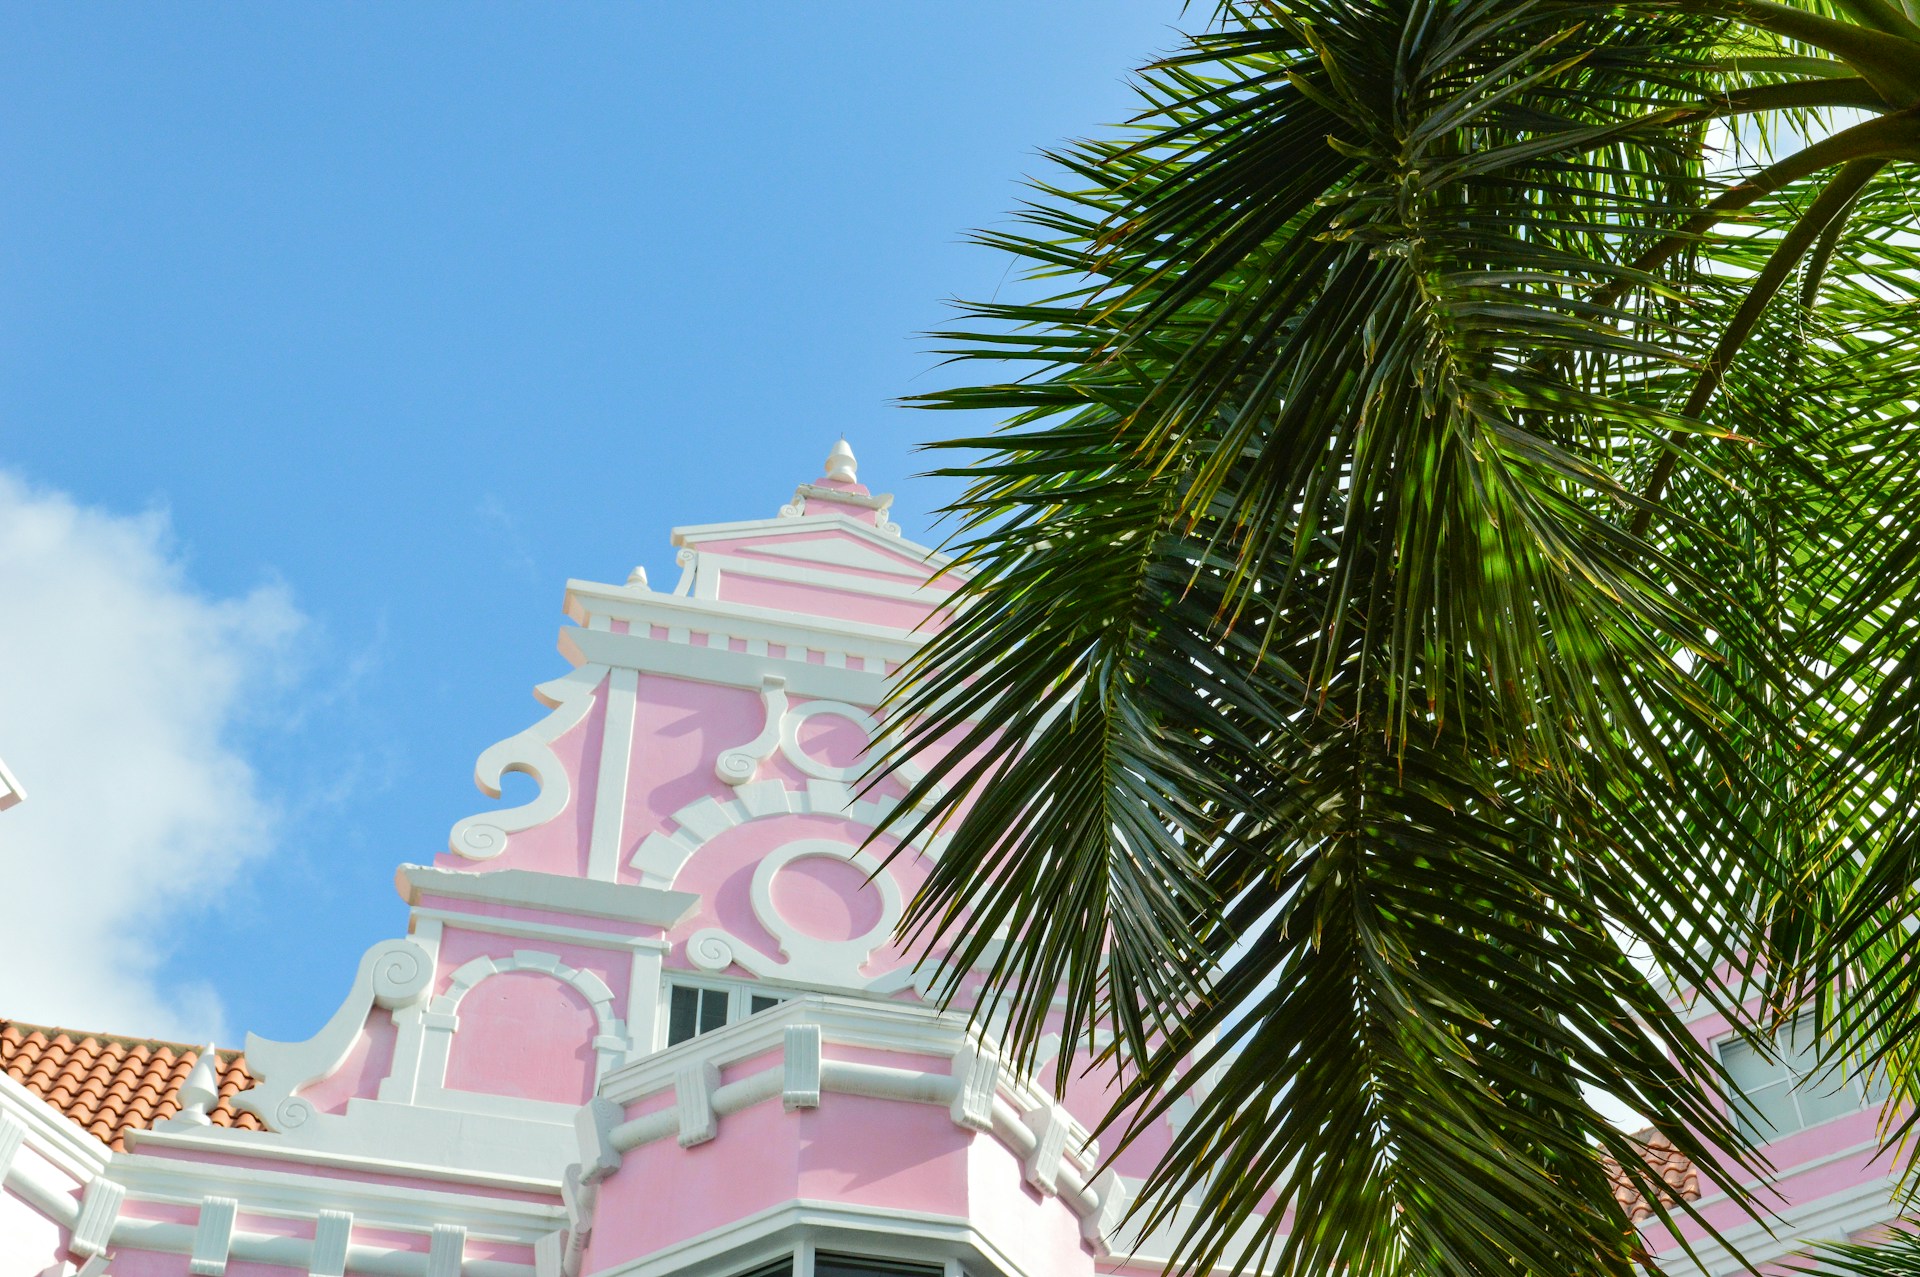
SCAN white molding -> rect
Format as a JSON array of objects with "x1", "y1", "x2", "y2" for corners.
[
  {"x1": 632, "y1": 783, "x2": 945, "y2": 895},
  {"x1": 236, "y1": 937, "x2": 435, "y2": 1132},
  {"x1": 109, "y1": 1148, "x2": 564, "y2": 1242},
  {"x1": 688, "y1": 839, "x2": 903, "y2": 991},
  {"x1": 564, "y1": 581, "x2": 934, "y2": 656},
  {"x1": 579, "y1": 1199, "x2": 1036, "y2": 1277},
  {"x1": 589, "y1": 667, "x2": 640, "y2": 881},
  {"x1": 449, "y1": 665, "x2": 606, "y2": 859},
  {"x1": 740, "y1": 534, "x2": 931, "y2": 580},
  {"x1": 669, "y1": 512, "x2": 955, "y2": 572},
  {"x1": 696, "y1": 554, "x2": 951, "y2": 605},
  {"x1": 1657, "y1": 1171, "x2": 1905, "y2": 1275},
  {"x1": 415, "y1": 949, "x2": 628, "y2": 1117},
  {"x1": 0, "y1": 1072, "x2": 111, "y2": 1181},
  {"x1": 586, "y1": 996, "x2": 1113, "y2": 1252},
  {"x1": 562, "y1": 627, "x2": 887, "y2": 708},
  {"x1": 117, "y1": 1131, "x2": 561, "y2": 1203},
  {"x1": 412, "y1": 909, "x2": 673, "y2": 957},
  {"x1": 398, "y1": 865, "x2": 697, "y2": 928}
]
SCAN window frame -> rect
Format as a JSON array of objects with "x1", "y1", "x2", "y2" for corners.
[
  {"x1": 658, "y1": 973, "x2": 790, "y2": 1049},
  {"x1": 1715, "y1": 1010, "x2": 1885, "y2": 1142}
]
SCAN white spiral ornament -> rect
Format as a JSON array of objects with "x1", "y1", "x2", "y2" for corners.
[
  {"x1": 369, "y1": 938, "x2": 434, "y2": 1009},
  {"x1": 687, "y1": 932, "x2": 737, "y2": 973},
  {"x1": 448, "y1": 816, "x2": 509, "y2": 860},
  {"x1": 274, "y1": 1095, "x2": 316, "y2": 1130}
]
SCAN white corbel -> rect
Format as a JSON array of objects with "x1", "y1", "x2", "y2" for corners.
[
  {"x1": 948, "y1": 1044, "x2": 999, "y2": 1131},
  {"x1": 310, "y1": 1211, "x2": 352, "y2": 1277},
  {"x1": 188, "y1": 1196, "x2": 238, "y2": 1276},
  {"x1": 1020, "y1": 1103, "x2": 1072, "y2": 1196},
  {"x1": 69, "y1": 1179, "x2": 125, "y2": 1258},
  {"x1": 713, "y1": 675, "x2": 788, "y2": 785},
  {"x1": 574, "y1": 1097, "x2": 624, "y2": 1183},
  {"x1": 783, "y1": 1024, "x2": 822, "y2": 1111},
  {"x1": 675, "y1": 1061, "x2": 722, "y2": 1147},
  {"x1": 425, "y1": 1224, "x2": 465, "y2": 1277}
]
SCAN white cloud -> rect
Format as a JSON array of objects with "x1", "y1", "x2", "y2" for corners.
[{"x1": 0, "y1": 470, "x2": 303, "y2": 1044}]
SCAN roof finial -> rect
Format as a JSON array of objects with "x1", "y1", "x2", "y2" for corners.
[
  {"x1": 174, "y1": 1043, "x2": 222, "y2": 1125},
  {"x1": 824, "y1": 437, "x2": 857, "y2": 484}
]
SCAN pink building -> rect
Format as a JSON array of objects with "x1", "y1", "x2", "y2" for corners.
[{"x1": 0, "y1": 447, "x2": 1904, "y2": 1276}]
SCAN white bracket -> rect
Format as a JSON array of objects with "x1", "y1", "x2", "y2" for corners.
[
  {"x1": 1021, "y1": 1104, "x2": 1071, "y2": 1196},
  {"x1": 69, "y1": 1179, "x2": 126, "y2": 1259},
  {"x1": 675, "y1": 1061, "x2": 722, "y2": 1147},
  {"x1": 188, "y1": 1196, "x2": 238, "y2": 1276},
  {"x1": 783, "y1": 1024, "x2": 822, "y2": 1110},
  {"x1": 574, "y1": 1096, "x2": 625, "y2": 1183},
  {"x1": 948, "y1": 1045, "x2": 999, "y2": 1131},
  {"x1": 311, "y1": 1211, "x2": 352, "y2": 1277},
  {"x1": 425, "y1": 1225, "x2": 466, "y2": 1277},
  {"x1": 714, "y1": 676, "x2": 788, "y2": 785}
]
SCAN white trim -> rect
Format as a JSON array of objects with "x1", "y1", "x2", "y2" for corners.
[
  {"x1": 669, "y1": 513, "x2": 957, "y2": 573},
  {"x1": 561, "y1": 628, "x2": 887, "y2": 707},
  {"x1": 697, "y1": 554, "x2": 952, "y2": 605},
  {"x1": 398, "y1": 865, "x2": 697, "y2": 928},
  {"x1": 236, "y1": 937, "x2": 435, "y2": 1132},
  {"x1": 413, "y1": 950, "x2": 628, "y2": 1117},
  {"x1": 688, "y1": 840, "x2": 903, "y2": 990},
  {"x1": 631, "y1": 782, "x2": 945, "y2": 894},
  {"x1": 449, "y1": 666, "x2": 606, "y2": 860},
  {"x1": 411, "y1": 909, "x2": 674, "y2": 956},
  {"x1": 579, "y1": 1199, "x2": 1032, "y2": 1277},
  {"x1": 565, "y1": 582, "x2": 935, "y2": 654},
  {"x1": 589, "y1": 667, "x2": 640, "y2": 881},
  {"x1": 1655, "y1": 1171, "x2": 1905, "y2": 1275},
  {"x1": 110, "y1": 1147, "x2": 564, "y2": 1241},
  {"x1": 0, "y1": 1071, "x2": 112, "y2": 1181}
]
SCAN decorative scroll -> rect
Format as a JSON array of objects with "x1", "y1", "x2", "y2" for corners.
[{"x1": 448, "y1": 665, "x2": 606, "y2": 859}]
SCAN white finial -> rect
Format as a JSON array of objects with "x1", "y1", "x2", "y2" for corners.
[
  {"x1": 824, "y1": 437, "x2": 858, "y2": 484},
  {"x1": 625, "y1": 565, "x2": 649, "y2": 590},
  {"x1": 176, "y1": 1043, "x2": 221, "y2": 1125}
]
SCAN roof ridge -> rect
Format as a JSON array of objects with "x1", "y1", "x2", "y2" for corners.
[{"x1": 0, "y1": 1017, "x2": 244, "y2": 1059}]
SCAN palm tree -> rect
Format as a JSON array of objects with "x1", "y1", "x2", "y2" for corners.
[{"x1": 872, "y1": 1, "x2": 1920, "y2": 1273}]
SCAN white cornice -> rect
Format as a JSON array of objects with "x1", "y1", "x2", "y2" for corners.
[
  {"x1": 396, "y1": 866, "x2": 698, "y2": 928},
  {"x1": 110, "y1": 1147, "x2": 564, "y2": 1242},
  {"x1": 0, "y1": 1071, "x2": 110, "y2": 1180},
  {"x1": 559, "y1": 627, "x2": 890, "y2": 705},
  {"x1": 563, "y1": 584, "x2": 933, "y2": 657},
  {"x1": 125, "y1": 1125, "x2": 562, "y2": 1196},
  {"x1": 668, "y1": 512, "x2": 961, "y2": 576}
]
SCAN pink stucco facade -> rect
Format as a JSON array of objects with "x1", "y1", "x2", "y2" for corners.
[{"x1": 0, "y1": 446, "x2": 1905, "y2": 1277}]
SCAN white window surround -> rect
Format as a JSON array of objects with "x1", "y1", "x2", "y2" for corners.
[
  {"x1": 660, "y1": 974, "x2": 789, "y2": 1049},
  {"x1": 1717, "y1": 1012, "x2": 1887, "y2": 1143},
  {"x1": 411, "y1": 949, "x2": 629, "y2": 1121}
]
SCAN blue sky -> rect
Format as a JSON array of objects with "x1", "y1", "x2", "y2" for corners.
[{"x1": 0, "y1": 4, "x2": 1183, "y2": 1043}]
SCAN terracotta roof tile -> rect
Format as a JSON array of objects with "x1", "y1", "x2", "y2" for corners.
[
  {"x1": 0, "y1": 1018, "x2": 264, "y2": 1152},
  {"x1": 1603, "y1": 1129, "x2": 1701, "y2": 1223}
]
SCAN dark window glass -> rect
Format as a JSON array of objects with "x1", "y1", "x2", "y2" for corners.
[
  {"x1": 666, "y1": 984, "x2": 701, "y2": 1046},
  {"x1": 699, "y1": 987, "x2": 730, "y2": 1034},
  {"x1": 750, "y1": 994, "x2": 783, "y2": 1015},
  {"x1": 814, "y1": 1256, "x2": 942, "y2": 1277},
  {"x1": 729, "y1": 1261, "x2": 792, "y2": 1277}
]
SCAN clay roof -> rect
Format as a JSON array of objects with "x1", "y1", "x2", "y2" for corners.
[
  {"x1": 0, "y1": 1019, "x2": 263, "y2": 1151},
  {"x1": 1603, "y1": 1130, "x2": 1700, "y2": 1222}
]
